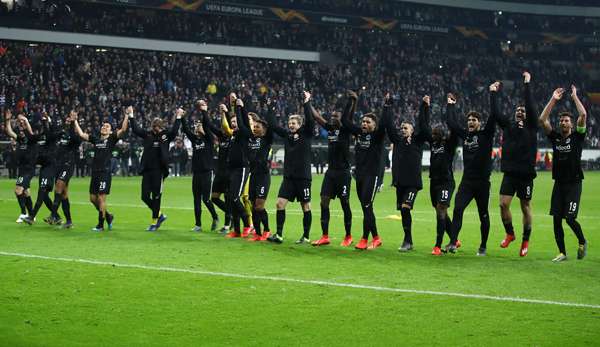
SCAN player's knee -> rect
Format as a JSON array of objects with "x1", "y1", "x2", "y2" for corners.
[
  {"x1": 479, "y1": 211, "x2": 490, "y2": 221},
  {"x1": 254, "y1": 199, "x2": 265, "y2": 210},
  {"x1": 275, "y1": 199, "x2": 286, "y2": 210},
  {"x1": 435, "y1": 205, "x2": 447, "y2": 218},
  {"x1": 14, "y1": 186, "x2": 23, "y2": 195},
  {"x1": 565, "y1": 216, "x2": 578, "y2": 227},
  {"x1": 301, "y1": 202, "x2": 311, "y2": 212},
  {"x1": 401, "y1": 204, "x2": 411, "y2": 211}
]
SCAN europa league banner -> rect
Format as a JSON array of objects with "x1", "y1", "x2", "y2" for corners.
[{"x1": 77, "y1": 0, "x2": 593, "y2": 45}]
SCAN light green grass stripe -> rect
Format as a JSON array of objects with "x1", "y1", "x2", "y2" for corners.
[{"x1": 3, "y1": 251, "x2": 599, "y2": 309}]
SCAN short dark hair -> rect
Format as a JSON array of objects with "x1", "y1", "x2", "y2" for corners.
[
  {"x1": 559, "y1": 111, "x2": 574, "y2": 120},
  {"x1": 466, "y1": 111, "x2": 481, "y2": 121},
  {"x1": 363, "y1": 113, "x2": 378, "y2": 123}
]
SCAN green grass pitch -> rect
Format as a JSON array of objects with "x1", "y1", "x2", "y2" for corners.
[{"x1": 1, "y1": 171, "x2": 599, "y2": 346}]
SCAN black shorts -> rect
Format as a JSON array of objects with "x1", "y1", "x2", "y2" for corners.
[
  {"x1": 320, "y1": 169, "x2": 351, "y2": 200},
  {"x1": 89, "y1": 171, "x2": 112, "y2": 195},
  {"x1": 56, "y1": 165, "x2": 74, "y2": 184},
  {"x1": 38, "y1": 165, "x2": 56, "y2": 192},
  {"x1": 249, "y1": 172, "x2": 271, "y2": 201},
  {"x1": 454, "y1": 179, "x2": 490, "y2": 212},
  {"x1": 228, "y1": 167, "x2": 250, "y2": 200},
  {"x1": 500, "y1": 174, "x2": 534, "y2": 200},
  {"x1": 278, "y1": 177, "x2": 311, "y2": 203},
  {"x1": 213, "y1": 171, "x2": 229, "y2": 194},
  {"x1": 16, "y1": 167, "x2": 34, "y2": 189},
  {"x1": 356, "y1": 175, "x2": 380, "y2": 207},
  {"x1": 193, "y1": 170, "x2": 214, "y2": 199},
  {"x1": 550, "y1": 181, "x2": 582, "y2": 218},
  {"x1": 430, "y1": 180, "x2": 455, "y2": 207},
  {"x1": 395, "y1": 186, "x2": 418, "y2": 210}
]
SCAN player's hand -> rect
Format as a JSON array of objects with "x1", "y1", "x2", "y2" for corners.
[
  {"x1": 523, "y1": 71, "x2": 531, "y2": 84},
  {"x1": 489, "y1": 81, "x2": 500, "y2": 92},
  {"x1": 219, "y1": 104, "x2": 228, "y2": 113},
  {"x1": 236, "y1": 99, "x2": 244, "y2": 107},
  {"x1": 197, "y1": 99, "x2": 208, "y2": 112},
  {"x1": 126, "y1": 106, "x2": 134, "y2": 118},
  {"x1": 229, "y1": 93, "x2": 237, "y2": 104},
  {"x1": 447, "y1": 93, "x2": 456, "y2": 105},
  {"x1": 4, "y1": 109, "x2": 12, "y2": 120},
  {"x1": 423, "y1": 95, "x2": 431, "y2": 106},
  {"x1": 303, "y1": 90, "x2": 311, "y2": 103},
  {"x1": 570, "y1": 85, "x2": 578, "y2": 99},
  {"x1": 552, "y1": 88, "x2": 564, "y2": 101},
  {"x1": 347, "y1": 90, "x2": 358, "y2": 101},
  {"x1": 70, "y1": 111, "x2": 78, "y2": 121},
  {"x1": 17, "y1": 114, "x2": 27, "y2": 122},
  {"x1": 175, "y1": 108, "x2": 185, "y2": 119}
]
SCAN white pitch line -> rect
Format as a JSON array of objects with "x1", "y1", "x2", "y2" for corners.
[{"x1": 1, "y1": 251, "x2": 599, "y2": 309}]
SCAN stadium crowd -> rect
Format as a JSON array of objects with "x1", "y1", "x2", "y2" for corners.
[{"x1": 3, "y1": 0, "x2": 599, "y2": 37}]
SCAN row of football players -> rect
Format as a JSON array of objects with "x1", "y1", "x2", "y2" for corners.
[{"x1": 5, "y1": 72, "x2": 588, "y2": 261}]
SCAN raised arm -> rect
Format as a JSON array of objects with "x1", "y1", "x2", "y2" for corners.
[
  {"x1": 264, "y1": 101, "x2": 288, "y2": 138},
  {"x1": 166, "y1": 108, "x2": 183, "y2": 141},
  {"x1": 181, "y1": 112, "x2": 198, "y2": 141},
  {"x1": 196, "y1": 100, "x2": 220, "y2": 137},
  {"x1": 490, "y1": 82, "x2": 509, "y2": 129},
  {"x1": 539, "y1": 88, "x2": 564, "y2": 136},
  {"x1": 416, "y1": 95, "x2": 432, "y2": 143},
  {"x1": 235, "y1": 99, "x2": 252, "y2": 138},
  {"x1": 571, "y1": 85, "x2": 587, "y2": 131},
  {"x1": 4, "y1": 109, "x2": 17, "y2": 139},
  {"x1": 308, "y1": 100, "x2": 328, "y2": 128},
  {"x1": 523, "y1": 72, "x2": 538, "y2": 129},
  {"x1": 444, "y1": 93, "x2": 467, "y2": 139},
  {"x1": 340, "y1": 90, "x2": 361, "y2": 135},
  {"x1": 220, "y1": 104, "x2": 234, "y2": 137},
  {"x1": 116, "y1": 107, "x2": 131, "y2": 139},
  {"x1": 302, "y1": 91, "x2": 315, "y2": 137},
  {"x1": 482, "y1": 82, "x2": 500, "y2": 136},
  {"x1": 71, "y1": 112, "x2": 90, "y2": 142},
  {"x1": 381, "y1": 93, "x2": 401, "y2": 143},
  {"x1": 377, "y1": 92, "x2": 395, "y2": 138}
]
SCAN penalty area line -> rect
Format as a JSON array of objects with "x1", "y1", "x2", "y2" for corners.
[{"x1": 1, "y1": 251, "x2": 599, "y2": 309}]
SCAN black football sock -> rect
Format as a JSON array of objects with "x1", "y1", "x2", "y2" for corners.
[
  {"x1": 252, "y1": 208, "x2": 262, "y2": 235},
  {"x1": 401, "y1": 208, "x2": 412, "y2": 244},
  {"x1": 553, "y1": 216, "x2": 566, "y2": 254},
  {"x1": 261, "y1": 209, "x2": 270, "y2": 232},
  {"x1": 503, "y1": 220, "x2": 515, "y2": 236},
  {"x1": 62, "y1": 198, "x2": 72, "y2": 223},
  {"x1": 16, "y1": 193, "x2": 26, "y2": 214},
  {"x1": 435, "y1": 214, "x2": 446, "y2": 248},
  {"x1": 341, "y1": 198, "x2": 352, "y2": 236},
  {"x1": 523, "y1": 224, "x2": 532, "y2": 242},
  {"x1": 320, "y1": 204, "x2": 330, "y2": 236},
  {"x1": 479, "y1": 211, "x2": 490, "y2": 249},
  {"x1": 302, "y1": 210, "x2": 312, "y2": 239},
  {"x1": 276, "y1": 210, "x2": 285, "y2": 237}
]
